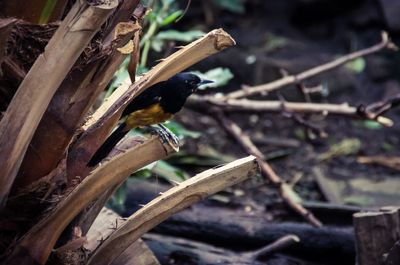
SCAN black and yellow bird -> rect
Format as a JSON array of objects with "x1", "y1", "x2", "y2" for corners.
[{"x1": 88, "y1": 72, "x2": 212, "y2": 166}]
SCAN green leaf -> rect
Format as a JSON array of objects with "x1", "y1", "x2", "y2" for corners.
[
  {"x1": 155, "y1": 30, "x2": 205, "y2": 42},
  {"x1": 39, "y1": 0, "x2": 58, "y2": 24},
  {"x1": 354, "y1": 120, "x2": 383, "y2": 130},
  {"x1": 152, "y1": 160, "x2": 190, "y2": 183},
  {"x1": 192, "y1": 67, "x2": 234, "y2": 89},
  {"x1": 345, "y1": 58, "x2": 366, "y2": 73},
  {"x1": 212, "y1": 0, "x2": 245, "y2": 13},
  {"x1": 160, "y1": 10, "x2": 183, "y2": 26}
]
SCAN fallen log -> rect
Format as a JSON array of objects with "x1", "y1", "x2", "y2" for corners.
[{"x1": 123, "y1": 180, "x2": 355, "y2": 265}]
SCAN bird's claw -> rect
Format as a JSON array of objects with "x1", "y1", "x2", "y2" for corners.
[{"x1": 150, "y1": 124, "x2": 180, "y2": 147}]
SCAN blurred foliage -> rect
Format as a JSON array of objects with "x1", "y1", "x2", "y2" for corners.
[
  {"x1": 163, "y1": 120, "x2": 201, "y2": 139},
  {"x1": 264, "y1": 33, "x2": 288, "y2": 52},
  {"x1": 345, "y1": 57, "x2": 366, "y2": 73},
  {"x1": 212, "y1": 0, "x2": 246, "y2": 13},
  {"x1": 139, "y1": 0, "x2": 205, "y2": 67},
  {"x1": 152, "y1": 29, "x2": 204, "y2": 51},
  {"x1": 192, "y1": 67, "x2": 234, "y2": 89},
  {"x1": 39, "y1": 0, "x2": 58, "y2": 24},
  {"x1": 381, "y1": 141, "x2": 395, "y2": 152},
  {"x1": 107, "y1": 181, "x2": 128, "y2": 213},
  {"x1": 353, "y1": 120, "x2": 383, "y2": 130},
  {"x1": 318, "y1": 138, "x2": 361, "y2": 161}
]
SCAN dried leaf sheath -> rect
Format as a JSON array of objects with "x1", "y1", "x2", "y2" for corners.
[{"x1": 0, "y1": 0, "x2": 118, "y2": 207}]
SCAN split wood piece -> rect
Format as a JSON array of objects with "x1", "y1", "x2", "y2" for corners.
[
  {"x1": 190, "y1": 96, "x2": 393, "y2": 127},
  {"x1": 87, "y1": 156, "x2": 259, "y2": 265},
  {"x1": 0, "y1": 0, "x2": 118, "y2": 207},
  {"x1": 67, "y1": 28, "x2": 236, "y2": 180},
  {"x1": 6, "y1": 135, "x2": 176, "y2": 265},
  {"x1": 85, "y1": 208, "x2": 160, "y2": 265},
  {"x1": 354, "y1": 206, "x2": 400, "y2": 265},
  {"x1": 215, "y1": 111, "x2": 322, "y2": 227},
  {"x1": 144, "y1": 233, "x2": 299, "y2": 265},
  {"x1": 224, "y1": 32, "x2": 397, "y2": 99}
]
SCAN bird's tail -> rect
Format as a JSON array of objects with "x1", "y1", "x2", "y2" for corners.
[{"x1": 88, "y1": 123, "x2": 129, "y2": 167}]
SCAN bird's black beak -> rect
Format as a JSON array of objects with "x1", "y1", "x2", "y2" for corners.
[{"x1": 199, "y1": 79, "x2": 214, "y2": 86}]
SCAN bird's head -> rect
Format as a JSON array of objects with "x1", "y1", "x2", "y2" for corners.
[{"x1": 171, "y1": 72, "x2": 213, "y2": 94}]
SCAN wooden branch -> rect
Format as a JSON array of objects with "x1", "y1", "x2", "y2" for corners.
[
  {"x1": 190, "y1": 96, "x2": 393, "y2": 126},
  {"x1": 66, "y1": 28, "x2": 236, "y2": 180},
  {"x1": 215, "y1": 112, "x2": 322, "y2": 227},
  {"x1": 0, "y1": 0, "x2": 118, "y2": 207},
  {"x1": 354, "y1": 207, "x2": 400, "y2": 265},
  {"x1": 87, "y1": 156, "x2": 259, "y2": 265},
  {"x1": 225, "y1": 32, "x2": 397, "y2": 99},
  {"x1": 6, "y1": 135, "x2": 176, "y2": 265}
]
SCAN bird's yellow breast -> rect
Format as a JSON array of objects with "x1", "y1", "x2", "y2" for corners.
[{"x1": 125, "y1": 103, "x2": 173, "y2": 129}]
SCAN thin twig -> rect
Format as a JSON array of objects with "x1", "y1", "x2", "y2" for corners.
[
  {"x1": 224, "y1": 32, "x2": 397, "y2": 99},
  {"x1": 188, "y1": 96, "x2": 394, "y2": 126},
  {"x1": 215, "y1": 111, "x2": 322, "y2": 227},
  {"x1": 243, "y1": 235, "x2": 300, "y2": 261}
]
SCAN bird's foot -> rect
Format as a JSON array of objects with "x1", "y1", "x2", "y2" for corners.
[{"x1": 150, "y1": 124, "x2": 180, "y2": 147}]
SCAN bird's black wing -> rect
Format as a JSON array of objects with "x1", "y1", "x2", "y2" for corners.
[{"x1": 121, "y1": 81, "x2": 166, "y2": 117}]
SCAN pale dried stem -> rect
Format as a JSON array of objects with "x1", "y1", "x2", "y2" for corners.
[
  {"x1": 0, "y1": 0, "x2": 118, "y2": 207},
  {"x1": 225, "y1": 32, "x2": 396, "y2": 99},
  {"x1": 87, "y1": 156, "x2": 259, "y2": 265},
  {"x1": 243, "y1": 234, "x2": 300, "y2": 260},
  {"x1": 189, "y1": 96, "x2": 393, "y2": 126}
]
